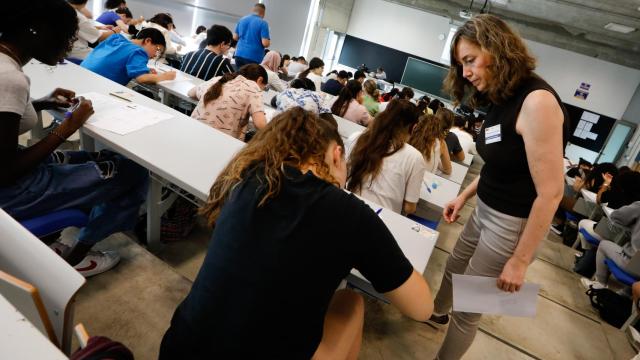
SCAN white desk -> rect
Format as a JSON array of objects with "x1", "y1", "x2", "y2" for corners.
[
  {"x1": 25, "y1": 61, "x2": 245, "y2": 251},
  {"x1": 0, "y1": 295, "x2": 68, "y2": 360},
  {"x1": 25, "y1": 61, "x2": 441, "y2": 273},
  {"x1": 458, "y1": 153, "x2": 474, "y2": 166},
  {"x1": 436, "y1": 161, "x2": 468, "y2": 184},
  {"x1": 581, "y1": 189, "x2": 597, "y2": 204},
  {"x1": 146, "y1": 61, "x2": 202, "y2": 106},
  {"x1": 419, "y1": 171, "x2": 462, "y2": 211}
]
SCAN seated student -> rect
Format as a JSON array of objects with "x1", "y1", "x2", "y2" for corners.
[
  {"x1": 181, "y1": 25, "x2": 234, "y2": 81},
  {"x1": 551, "y1": 162, "x2": 618, "y2": 235},
  {"x1": 353, "y1": 70, "x2": 366, "y2": 84},
  {"x1": 287, "y1": 56, "x2": 307, "y2": 76},
  {"x1": 576, "y1": 170, "x2": 640, "y2": 248},
  {"x1": 321, "y1": 70, "x2": 348, "y2": 96},
  {"x1": 67, "y1": 0, "x2": 119, "y2": 62},
  {"x1": 159, "y1": 108, "x2": 433, "y2": 359},
  {"x1": 439, "y1": 108, "x2": 466, "y2": 162},
  {"x1": 276, "y1": 78, "x2": 330, "y2": 115},
  {"x1": 362, "y1": 79, "x2": 380, "y2": 117},
  {"x1": 0, "y1": 0, "x2": 148, "y2": 277},
  {"x1": 580, "y1": 201, "x2": 640, "y2": 290},
  {"x1": 381, "y1": 88, "x2": 399, "y2": 102},
  {"x1": 96, "y1": 1, "x2": 143, "y2": 34},
  {"x1": 331, "y1": 80, "x2": 372, "y2": 126},
  {"x1": 297, "y1": 57, "x2": 324, "y2": 93},
  {"x1": 168, "y1": 25, "x2": 186, "y2": 47},
  {"x1": 188, "y1": 64, "x2": 267, "y2": 141},
  {"x1": 409, "y1": 112, "x2": 453, "y2": 175},
  {"x1": 397, "y1": 87, "x2": 414, "y2": 101},
  {"x1": 428, "y1": 98, "x2": 444, "y2": 114},
  {"x1": 346, "y1": 100, "x2": 425, "y2": 215},
  {"x1": 450, "y1": 114, "x2": 477, "y2": 155},
  {"x1": 373, "y1": 67, "x2": 386, "y2": 80},
  {"x1": 278, "y1": 54, "x2": 291, "y2": 77},
  {"x1": 192, "y1": 25, "x2": 207, "y2": 44},
  {"x1": 416, "y1": 96, "x2": 433, "y2": 115},
  {"x1": 141, "y1": 13, "x2": 181, "y2": 56},
  {"x1": 81, "y1": 28, "x2": 177, "y2": 85},
  {"x1": 325, "y1": 70, "x2": 338, "y2": 80},
  {"x1": 260, "y1": 50, "x2": 287, "y2": 92}
]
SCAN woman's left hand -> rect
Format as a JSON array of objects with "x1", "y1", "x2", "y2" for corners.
[
  {"x1": 34, "y1": 88, "x2": 76, "y2": 110},
  {"x1": 497, "y1": 257, "x2": 529, "y2": 292}
]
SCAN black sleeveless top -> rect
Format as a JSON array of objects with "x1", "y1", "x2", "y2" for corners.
[{"x1": 476, "y1": 74, "x2": 569, "y2": 218}]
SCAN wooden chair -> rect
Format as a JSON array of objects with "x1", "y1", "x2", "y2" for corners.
[{"x1": 0, "y1": 209, "x2": 85, "y2": 354}]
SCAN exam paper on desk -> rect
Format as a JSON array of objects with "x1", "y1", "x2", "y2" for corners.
[
  {"x1": 80, "y1": 92, "x2": 172, "y2": 135},
  {"x1": 452, "y1": 274, "x2": 539, "y2": 318}
]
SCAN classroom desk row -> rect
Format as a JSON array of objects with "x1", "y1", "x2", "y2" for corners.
[{"x1": 24, "y1": 60, "x2": 438, "y2": 293}]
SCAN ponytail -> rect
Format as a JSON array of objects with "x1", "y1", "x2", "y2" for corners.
[
  {"x1": 298, "y1": 57, "x2": 324, "y2": 80},
  {"x1": 203, "y1": 64, "x2": 268, "y2": 106}
]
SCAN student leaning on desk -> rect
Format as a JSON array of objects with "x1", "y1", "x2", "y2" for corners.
[
  {"x1": 81, "y1": 28, "x2": 176, "y2": 86},
  {"x1": 0, "y1": 0, "x2": 149, "y2": 277},
  {"x1": 159, "y1": 108, "x2": 433, "y2": 359},
  {"x1": 425, "y1": 15, "x2": 569, "y2": 359}
]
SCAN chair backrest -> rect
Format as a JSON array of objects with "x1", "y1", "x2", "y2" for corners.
[
  {"x1": 0, "y1": 271, "x2": 57, "y2": 343},
  {"x1": 0, "y1": 209, "x2": 85, "y2": 353}
]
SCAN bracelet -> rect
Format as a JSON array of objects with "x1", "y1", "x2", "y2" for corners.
[{"x1": 50, "y1": 128, "x2": 67, "y2": 141}]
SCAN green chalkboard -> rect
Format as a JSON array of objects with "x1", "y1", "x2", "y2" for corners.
[{"x1": 401, "y1": 57, "x2": 449, "y2": 99}]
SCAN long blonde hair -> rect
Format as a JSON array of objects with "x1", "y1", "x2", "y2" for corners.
[
  {"x1": 200, "y1": 108, "x2": 344, "y2": 227},
  {"x1": 444, "y1": 14, "x2": 536, "y2": 107}
]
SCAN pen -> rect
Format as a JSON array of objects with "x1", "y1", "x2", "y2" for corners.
[
  {"x1": 423, "y1": 180, "x2": 432, "y2": 193},
  {"x1": 376, "y1": 208, "x2": 383, "y2": 215},
  {"x1": 109, "y1": 92, "x2": 133, "y2": 102}
]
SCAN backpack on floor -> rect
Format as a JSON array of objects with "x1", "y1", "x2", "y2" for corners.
[
  {"x1": 573, "y1": 248, "x2": 597, "y2": 278},
  {"x1": 586, "y1": 287, "x2": 632, "y2": 328}
]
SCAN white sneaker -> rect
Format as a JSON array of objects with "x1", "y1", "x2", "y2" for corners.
[
  {"x1": 580, "y1": 277, "x2": 606, "y2": 290},
  {"x1": 49, "y1": 241, "x2": 71, "y2": 257},
  {"x1": 74, "y1": 250, "x2": 120, "y2": 277}
]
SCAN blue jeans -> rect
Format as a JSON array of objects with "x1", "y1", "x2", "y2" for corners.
[{"x1": 0, "y1": 150, "x2": 148, "y2": 246}]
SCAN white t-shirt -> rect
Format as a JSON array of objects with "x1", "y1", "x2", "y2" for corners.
[
  {"x1": 305, "y1": 72, "x2": 323, "y2": 93},
  {"x1": 347, "y1": 132, "x2": 426, "y2": 214},
  {"x1": 424, "y1": 140, "x2": 442, "y2": 174},
  {"x1": 450, "y1": 127, "x2": 476, "y2": 155},
  {"x1": 265, "y1": 68, "x2": 286, "y2": 92},
  {"x1": 287, "y1": 62, "x2": 308, "y2": 76},
  {"x1": 0, "y1": 54, "x2": 37, "y2": 135},
  {"x1": 70, "y1": 10, "x2": 102, "y2": 59}
]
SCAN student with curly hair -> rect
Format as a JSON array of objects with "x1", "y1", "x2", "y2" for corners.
[{"x1": 160, "y1": 108, "x2": 433, "y2": 359}]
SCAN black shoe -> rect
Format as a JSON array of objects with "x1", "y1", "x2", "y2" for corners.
[
  {"x1": 550, "y1": 223, "x2": 564, "y2": 235},
  {"x1": 423, "y1": 313, "x2": 450, "y2": 329}
]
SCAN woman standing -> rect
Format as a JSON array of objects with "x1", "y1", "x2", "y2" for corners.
[{"x1": 429, "y1": 14, "x2": 568, "y2": 359}]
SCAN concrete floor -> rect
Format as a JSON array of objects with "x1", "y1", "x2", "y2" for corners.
[{"x1": 71, "y1": 160, "x2": 639, "y2": 359}]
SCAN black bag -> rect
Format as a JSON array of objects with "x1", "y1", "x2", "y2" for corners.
[
  {"x1": 573, "y1": 248, "x2": 597, "y2": 278},
  {"x1": 586, "y1": 287, "x2": 632, "y2": 328}
]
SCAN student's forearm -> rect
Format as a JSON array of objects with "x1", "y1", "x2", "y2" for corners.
[
  {"x1": 454, "y1": 151, "x2": 465, "y2": 161},
  {"x1": 512, "y1": 194, "x2": 561, "y2": 263},
  {"x1": 3, "y1": 133, "x2": 67, "y2": 185}
]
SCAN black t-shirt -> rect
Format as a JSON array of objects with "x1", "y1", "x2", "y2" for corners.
[
  {"x1": 159, "y1": 167, "x2": 413, "y2": 359},
  {"x1": 476, "y1": 74, "x2": 569, "y2": 218},
  {"x1": 445, "y1": 132, "x2": 463, "y2": 155},
  {"x1": 321, "y1": 79, "x2": 344, "y2": 96}
]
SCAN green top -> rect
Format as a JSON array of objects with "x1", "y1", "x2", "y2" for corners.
[{"x1": 363, "y1": 94, "x2": 380, "y2": 117}]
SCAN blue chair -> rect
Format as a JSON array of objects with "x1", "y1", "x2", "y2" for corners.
[
  {"x1": 19, "y1": 209, "x2": 89, "y2": 239},
  {"x1": 407, "y1": 214, "x2": 439, "y2": 230},
  {"x1": 579, "y1": 228, "x2": 600, "y2": 247},
  {"x1": 605, "y1": 258, "x2": 638, "y2": 286}
]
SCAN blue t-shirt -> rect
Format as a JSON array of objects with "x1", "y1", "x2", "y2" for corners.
[
  {"x1": 234, "y1": 14, "x2": 270, "y2": 63},
  {"x1": 80, "y1": 34, "x2": 150, "y2": 85},
  {"x1": 96, "y1": 11, "x2": 120, "y2": 26}
]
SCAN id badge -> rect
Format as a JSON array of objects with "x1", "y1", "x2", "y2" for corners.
[{"x1": 485, "y1": 124, "x2": 501, "y2": 144}]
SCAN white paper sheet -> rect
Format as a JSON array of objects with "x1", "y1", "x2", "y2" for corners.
[
  {"x1": 452, "y1": 274, "x2": 539, "y2": 318},
  {"x1": 80, "y1": 92, "x2": 172, "y2": 135}
]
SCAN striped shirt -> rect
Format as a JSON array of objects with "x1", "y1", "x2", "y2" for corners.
[{"x1": 180, "y1": 49, "x2": 234, "y2": 81}]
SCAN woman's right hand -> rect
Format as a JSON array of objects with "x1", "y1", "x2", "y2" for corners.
[
  {"x1": 58, "y1": 97, "x2": 94, "y2": 137},
  {"x1": 443, "y1": 194, "x2": 467, "y2": 224}
]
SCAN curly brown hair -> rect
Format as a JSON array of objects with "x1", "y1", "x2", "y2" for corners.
[
  {"x1": 200, "y1": 108, "x2": 344, "y2": 227},
  {"x1": 409, "y1": 108, "x2": 454, "y2": 162},
  {"x1": 347, "y1": 99, "x2": 418, "y2": 193},
  {"x1": 444, "y1": 14, "x2": 536, "y2": 107}
]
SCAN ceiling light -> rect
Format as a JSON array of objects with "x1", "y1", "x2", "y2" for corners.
[
  {"x1": 459, "y1": 9, "x2": 473, "y2": 19},
  {"x1": 604, "y1": 22, "x2": 636, "y2": 34},
  {"x1": 491, "y1": 0, "x2": 509, "y2": 5}
]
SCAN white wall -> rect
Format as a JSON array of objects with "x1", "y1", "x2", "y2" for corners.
[
  {"x1": 347, "y1": 0, "x2": 451, "y2": 64},
  {"x1": 622, "y1": 85, "x2": 640, "y2": 124},
  {"x1": 263, "y1": 0, "x2": 312, "y2": 57},
  {"x1": 344, "y1": 0, "x2": 640, "y2": 120}
]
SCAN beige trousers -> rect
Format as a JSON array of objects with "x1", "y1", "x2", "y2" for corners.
[{"x1": 434, "y1": 197, "x2": 528, "y2": 360}]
